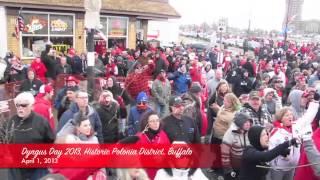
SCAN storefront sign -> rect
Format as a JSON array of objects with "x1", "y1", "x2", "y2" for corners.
[
  {"x1": 24, "y1": 16, "x2": 47, "y2": 33},
  {"x1": 21, "y1": 13, "x2": 48, "y2": 34},
  {"x1": 109, "y1": 29, "x2": 125, "y2": 36},
  {"x1": 51, "y1": 19, "x2": 68, "y2": 32},
  {"x1": 50, "y1": 15, "x2": 73, "y2": 35},
  {"x1": 108, "y1": 17, "x2": 127, "y2": 37}
]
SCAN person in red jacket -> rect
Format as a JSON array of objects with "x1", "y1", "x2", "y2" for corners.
[
  {"x1": 33, "y1": 84, "x2": 55, "y2": 132},
  {"x1": 136, "y1": 110, "x2": 170, "y2": 179},
  {"x1": 189, "y1": 58, "x2": 203, "y2": 85},
  {"x1": 105, "y1": 56, "x2": 118, "y2": 78},
  {"x1": 30, "y1": 57, "x2": 47, "y2": 83},
  {"x1": 125, "y1": 60, "x2": 155, "y2": 100},
  {"x1": 136, "y1": 110, "x2": 170, "y2": 144}
]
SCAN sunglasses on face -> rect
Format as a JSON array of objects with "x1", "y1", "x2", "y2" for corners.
[
  {"x1": 16, "y1": 104, "x2": 29, "y2": 108},
  {"x1": 138, "y1": 102, "x2": 147, "y2": 105}
]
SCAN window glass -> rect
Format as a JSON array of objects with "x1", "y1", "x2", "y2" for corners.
[
  {"x1": 22, "y1": 36, "x2": 48, "y2": 57},
  {"x1": 49, "y1": 15, "x2": 74, "y2": 35},
  {"x1": 21, "y1": 13, "x2": 48, "y2": 35},
  {"x1": 108, "y1": 17, "x2": 127, "y2": 37}
]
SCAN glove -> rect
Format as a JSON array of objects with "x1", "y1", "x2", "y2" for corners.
[
  {"x1": 280, "y1": 148, "x2": 291, "y2": 157},
  {"x1": 289, "y1": 138, "x2": 299, "y2": 147},
  {"x1": 314, "y1": 92, "x2": 320, "y2": 101}
]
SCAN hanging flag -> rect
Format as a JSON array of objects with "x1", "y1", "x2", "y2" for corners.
[
  {"x1": 288, "y1": 14, "x2": 297, "y2": 24},
  {"x1": 95, "y1": 29, "x2": 107, "y2": 41},
  {"x1": 14, "y1": 13, "x2": 25, "y2": 39}
]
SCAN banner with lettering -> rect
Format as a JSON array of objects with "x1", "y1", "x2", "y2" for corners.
[{"x1": 0, "y1": 144, "x2": 221, "y2": 168}]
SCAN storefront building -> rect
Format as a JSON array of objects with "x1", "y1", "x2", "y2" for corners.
[{"x1": 0, "y1": 0, "x2": 180, "y2": 59}]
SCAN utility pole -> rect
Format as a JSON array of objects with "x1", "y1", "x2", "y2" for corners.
[
  {"x1": 86, "y1": 29, "x2": 95, "y2": 102},
  {"x1": 84, "y1": 0, "x2": 101, "y2": 102},
  {"x1": 284, "y1": 0, "x2": 291, "y2": 46}
]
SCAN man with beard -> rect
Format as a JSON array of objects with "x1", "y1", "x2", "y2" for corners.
[{"x1": 240, "y1": 91, "x2": 272, "y2": 128}]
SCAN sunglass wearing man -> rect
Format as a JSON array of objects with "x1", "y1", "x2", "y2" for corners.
[
  {"x1": 127, "y1": 91, "x2": 153, "y2": 136},
  {"x1": 6, "y1": 92, "x2": 55, "y2": 179}
]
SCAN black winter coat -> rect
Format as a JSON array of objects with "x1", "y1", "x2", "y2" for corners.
[
  {"x1": 19, "y1": 79, "x2": 43, "y2": 95},
  {"x1": 239, "y1": 142, "x2": 290, "y2": 180},
  {"x1": 94, "y1": 102, "x2": 123, "y2": 143},
  {"x1": 154, "y1": 58, "x2": 167, "y2": 78},
  {"x1": 242, "y1": 62, "x2": 255, "y2": 77},
  {"x1": 2, "y1": 111, "x2": 55, "y2": 143},
  {"x1": 41, "y1": 53, "x2": 57, "y2": 79},
  {"x1": 55, "y1": 64, "x2": 72, "y2": 76},
  {"x1": 233, "y1": 76, "x2": 254, "y2": 97}
]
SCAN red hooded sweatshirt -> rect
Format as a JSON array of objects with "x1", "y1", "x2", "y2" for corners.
[
  {"x1": 33, "y1": 96, "x2": 55, "y2": 133},
  {"x1": 30, "y1": 60, "x2": 47, "y2": 83}
]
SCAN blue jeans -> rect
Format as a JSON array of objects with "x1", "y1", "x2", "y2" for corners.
[{"x1": 156, "y1": 104, "x2": 168, "y2": 118}]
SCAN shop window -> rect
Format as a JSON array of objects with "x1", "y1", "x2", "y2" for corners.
[
  {"x1": 22, "y1": 36, "x2": 48, "y2": 58},
  {"x1": 100, "y1": 17, "x2": 108, "y2": 35},
  {"x1": 108, "y1": 37, "x2": 126, "y2": 49},
  {"x1": 108, "y1": 17, "x2": 127, "y2": 37},
  {"x1": 49, "y1": 15, "x2": 74, "y2": 35},
  {"x1": 21, "y1": 13, "x2": 48, "y2": 35},
  {"x1": 50, "y1": 37, "x2": 73, "y2": 54},
  {"x1": 20, "y1": 12, "x2": 75, "y2": 59}
]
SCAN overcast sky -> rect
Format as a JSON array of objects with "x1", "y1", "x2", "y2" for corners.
[{"x1": 169, "y1": 0, "x2": 320, "y2": 31}]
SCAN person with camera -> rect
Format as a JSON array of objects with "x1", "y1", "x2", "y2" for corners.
[
  {"x1": 262, "y1": 88, "x2": 282, "y2": 118},
  {"x1": 270, "y1": 76, "x2": 285, "y2": 98}
]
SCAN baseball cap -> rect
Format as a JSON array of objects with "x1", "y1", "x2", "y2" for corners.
[
  {"x1": 169, "y1": 96, "x2": 184, "y2": 107},
  {"x1": 39, "y1": 84, "x2": 53, "y2": 94},
  {"x1": 249, "y1": 91, "x2": 261, "y2": 100},
  {"x1": 66, "y1": 76, "x2": 79, "y2": 83}
]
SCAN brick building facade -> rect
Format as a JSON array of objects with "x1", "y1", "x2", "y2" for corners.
[{"x1": 0, "y1": 0, "x2": 180, "y2": 60}]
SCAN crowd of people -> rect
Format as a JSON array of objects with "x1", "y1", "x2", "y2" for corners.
[{"x1": 1, "y1": 39, "x2": 320, "y2": 180}]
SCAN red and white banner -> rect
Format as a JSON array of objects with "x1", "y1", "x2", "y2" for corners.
[{"x1": 0, "y1": 144, "x2": 221, "y2": 168}]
